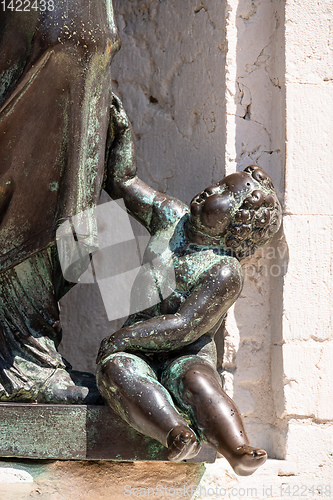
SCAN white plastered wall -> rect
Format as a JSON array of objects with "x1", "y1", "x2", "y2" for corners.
[
  {"x1": 35, "y1": 0, "x2": 332, "y2": 494},
  {"x1": 58, "y1": 0, "x2": 333, "y2": 458},
  {"x1": 277, "y1": 0, "x2": 333, "y2": 465}
]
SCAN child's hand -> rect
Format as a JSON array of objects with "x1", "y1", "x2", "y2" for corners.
[
  {"x1": 106, "y1": 93, "x2": 137, "y2": 188},
  {"x1": 110, "y1": 93, "x2": 131, "y2": 136}
]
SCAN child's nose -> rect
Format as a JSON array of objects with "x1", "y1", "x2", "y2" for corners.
[{"x1": 204, "y1": 186, "x2": 220, "y2": 196}]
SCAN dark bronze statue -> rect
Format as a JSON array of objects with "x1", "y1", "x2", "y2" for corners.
[
  {"x1": 0, "y1": 1, "x2": 120, "y2": 403},
  {"x1": 96, "y1": 96, "x2": 282, "y2": 475},
  {"x1": 0, "y1": 0, "x2": 282, "y2": 475}
]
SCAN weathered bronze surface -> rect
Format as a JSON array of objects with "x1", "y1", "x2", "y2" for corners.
[
  {"x1": 96, "y1": 96, "x2": 282, "y2": 475},
  {"x1": 0, "y1": 403, "x2": 216, "y2": 462},
  {"x1": 0, "y1": 0, "x2": 282, "y2": 473},
  {"x1": 0, "y1": 2, "x2": 119, "y2": 404}
]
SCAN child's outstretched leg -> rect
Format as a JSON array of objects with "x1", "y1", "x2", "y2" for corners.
[
  {"x1": 96, "y1": 352, "x2": 200, "y2": 461},
  {"x1": 162, "y1": 356, "x2": 267, "y2": 476}
]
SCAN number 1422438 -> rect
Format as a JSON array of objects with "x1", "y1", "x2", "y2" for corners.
[{"x1": 1, "y1": 0, "x2": 54, "y2": 11}]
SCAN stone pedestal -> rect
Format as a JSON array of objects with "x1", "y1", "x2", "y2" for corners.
[{"x1": 0, "y1": 403, "x2": 215, "y2": 462}]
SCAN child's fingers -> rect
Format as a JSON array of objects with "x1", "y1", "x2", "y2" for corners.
[
  {"x1": 111, "y1": 92, "x2": 123, "y2": 112},
  {"x1": 110, "y1": 94, "x2": 130, "y2": 132}
]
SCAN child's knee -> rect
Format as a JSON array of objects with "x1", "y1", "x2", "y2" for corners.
[
  {"x1": 97, "y1": 352, "x2": 156, "y2": 389},
  {"x1": 162, "y1": 355, "x2": 221, "y2": 400}
]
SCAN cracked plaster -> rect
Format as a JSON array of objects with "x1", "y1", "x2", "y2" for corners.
[
  {"x1": 0, "y1": 0, "x2": 331, "y2": 496},
  {"x1": 57, "y1": 0, "x2": 333, "y2": 486},
  {"x1": 222, "y1": 0, "x2": 286, "y2": 458},
  {"x1": 111, "y1": 0, "x2": 227, "y2": 201}
]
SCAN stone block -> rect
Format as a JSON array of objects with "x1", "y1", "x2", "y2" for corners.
[
  {"x1": 285, "y1": 0, "x2": 333, "y2": 83},
  {"x1": 315, "y1": 343, "x2": 333, "y2": 420},
  {"x1": 0, "y1": 460, "x2": 206, "y2": 500},
  {"x1": 284, "y1": 84, "x2": 333, "y2": 215},
  {"x1": 281, "y1": 343, "x2": 333, "y2": 420},
  {"x1": 0, "y1": 404, "x2": 215, "y2": 463},
  {"x1": 282, "y1": 215, "x2": 332, "y2": 342},
  {"x1": 285, "y1": 420, "x2": 333, "y2": 465}
]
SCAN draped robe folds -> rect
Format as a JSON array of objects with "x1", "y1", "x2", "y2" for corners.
[
  {"x1": 0, "y1": 1, "x2": 120, "y2": 399},
  {"x1": 0, "y1": 0, "x2": 120, "y2": 273}
]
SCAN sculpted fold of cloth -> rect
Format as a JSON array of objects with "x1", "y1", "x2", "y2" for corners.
[{"x1": 0, "y1": 1, "x2": 120, "y2": 403}]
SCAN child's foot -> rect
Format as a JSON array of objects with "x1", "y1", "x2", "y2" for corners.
[
  {"x1": 229, "y1": 445, "x2": 267, "y2": 476},
  {"x1": 167, "y1": 425, "x2": 201, "y2": 462}
]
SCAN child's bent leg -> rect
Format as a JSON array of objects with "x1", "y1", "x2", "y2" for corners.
[
  {"x1": 162, "y1": 356, "x2": 267, "y2": 475},
  {"x1": 96, "y1": 352, "x2": 200, "y2": 461}
]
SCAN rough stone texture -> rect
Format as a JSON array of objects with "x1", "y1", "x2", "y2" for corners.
[
  {"x1": 223, "y1": 0, "x2": 286, "y2": 459},
  {"x1": 284, "y1": 0, "x2": 332, "y2": 85},
  {"x1": 225, "y1": 0, "x2": 285, "y2": 190},
  {"x1": 58, "y1": 0, "x2": 228, "y2": 375},
  {"x1": 275, "y1": 0, "x2": 333, "y2": 474},
  {"x1": 0, "y1": 460, "x2": 206, "y2": 499},
  {"x1": 0, "y1": 457, "x2": 332, "y2": 499},
  {"x1": 284, "y1": 85, "x2": 333, "y2": 216},
  {"x1": 191, "y1": 457, "x2": 332, "y2": 500},
  {"x1": 1, "y1": 0, "x2": 332, "y2": 496}
]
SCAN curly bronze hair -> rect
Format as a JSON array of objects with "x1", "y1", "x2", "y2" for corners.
[{"x1": 223, "y1": 166, "x2": 282, "y2": 260}]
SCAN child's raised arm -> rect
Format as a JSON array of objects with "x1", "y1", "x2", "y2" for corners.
[{"x1": 104, "y1": 94, "x2": 186, "y2": 233}]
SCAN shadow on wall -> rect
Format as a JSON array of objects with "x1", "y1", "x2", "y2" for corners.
[
  {"x1": 230, "y1": 0, "x2": 288, "y2": 459},
  {"x1": 59, "y1": 0, "x2": 227, "y2": 372},
  {"x1": 58, "y1": 192, "x2": 150, "y2": 374},
  {"x1": 58, "y1": 0, "x2": 290, "y2": 462},
  {"x1": 59, "y1": 0, "x2": 290, "y2": 461},
  {"x1": 110, "y1": 0, "x2": 228, "y2": 203}
]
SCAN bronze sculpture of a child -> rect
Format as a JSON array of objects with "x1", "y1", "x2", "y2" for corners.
[
  {"x1": 97, "y1": 95, "x2": 282, "y2": 476},
  {"x1": 0, "y1": 2, "x2": 282, "y2": 476}
]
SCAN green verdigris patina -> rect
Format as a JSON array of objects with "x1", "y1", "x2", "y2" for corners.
[
  {"x1": 0, "y1": 403, "x2": 215, "y2": 461},
  {"x1": 0, "y1": 0, "x2": 282, "y2": 473},
  {"x1": 0, "y1": 0, "x2": 120, "y2": 404},
  {"x1": 96, "y1": 95, "x2": 282, "y2": 475}
]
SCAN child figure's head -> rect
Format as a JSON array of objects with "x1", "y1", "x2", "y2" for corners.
[{"x1": 189, "y1": 165, "x2": 282, "y2": 259}]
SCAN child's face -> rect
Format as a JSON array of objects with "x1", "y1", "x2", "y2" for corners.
[{"x1": 190, "y1": 167, "x2": 278, "y2": 240}]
